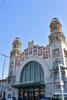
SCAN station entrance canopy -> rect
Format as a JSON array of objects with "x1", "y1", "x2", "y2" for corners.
[
  {"x1": 12, "y1": 82, "x2": 45, "y2": 89},
  {"x1": 12, "y1": 82, "x2": 45, "y2": 100}
]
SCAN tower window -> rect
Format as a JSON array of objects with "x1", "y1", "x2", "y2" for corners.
[
  {"x1": 51, "y1": 38, "x2": 53, "y2": 43},
  {"x1": 13, "y1": 44, "x2": 16, "y2": 48},
  {"x1": 54, "y1": 26, "x2": 58, "y2": 32},
  {"x1": 56, "y1": 36, "x2": 58, "y2": 40}
]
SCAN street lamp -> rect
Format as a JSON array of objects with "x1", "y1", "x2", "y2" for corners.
[
  {"x1": 58, "y1": 63, "x2": 67, "y2": 100},
  {"x1": 0, "y1": 53, "x2": 9, "y2": 98}
]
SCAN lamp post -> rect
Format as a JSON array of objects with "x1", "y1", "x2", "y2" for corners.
[
  {"x1": 58, "y1": 64, "x2": 64, "y2": 100},
  {"x1": 0, "y1": 53, "x2": 8, "y2": 79},
  {"x1": 58, "y1": 63, "x2": 67, "y2": 100},
  {"x1": 0, "y1": 53, "x2": 8, "y2": 98}
]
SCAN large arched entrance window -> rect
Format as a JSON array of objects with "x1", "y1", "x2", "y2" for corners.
[{"x1": 20, "y1": 61, "x2": 44, "y2": 83}]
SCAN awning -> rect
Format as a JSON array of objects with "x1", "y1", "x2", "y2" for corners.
[{"x1": 12, "y1": 82, "x2": 45, "y2": 89}]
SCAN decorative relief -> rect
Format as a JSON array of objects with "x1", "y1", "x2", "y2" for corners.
[
  {"x1": 15, "y1": 58, "x2": 21, "y2": 67},
  {"x1": 38, "y1": 47, "x2": 43, "y2": 56},
  {"x1": 33, "y1": 45, "x2": 38, "y2": 55},
  {"x1": 52, "y1": 48, "x2": 60, "y2": 57},
  {"x1": 15, "y1": 45, "x2": 49, "y2": 67},
  {"x1": 29, "y1": 48, "x2": 32, "y2": 55},
  {"x1": 24, "y1": 49, "x2": 28, "y2": 58},
  {"x1": 43, "y1": 47, "x2": 48, "y2": 59},
  {"x1": 20, "y1": 53, "x2": 24, "y2": 61}
]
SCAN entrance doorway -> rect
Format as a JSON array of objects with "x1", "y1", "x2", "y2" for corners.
[
  {"x1": 18, "y1": 83, "x2": 45, "y2": 100},
  {"x1": 12, "y1": 82, "x2": 45, "y2": 100},
  {"x1": 12, "y1": 61, "x2": 45, "y2": 100}
]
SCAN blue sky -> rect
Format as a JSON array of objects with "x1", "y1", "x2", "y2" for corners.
[{"x1": 0, "y1": 0, "x2": 67, "y2": 79}]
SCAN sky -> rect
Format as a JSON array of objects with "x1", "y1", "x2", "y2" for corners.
[{"x1": 0, "y1": 0, "x2": 67, "y2": 79}]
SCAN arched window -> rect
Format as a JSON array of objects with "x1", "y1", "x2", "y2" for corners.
[
  {"x1": 54, "y1": 26, "x2": 58, "y2": 32},
  {"x1": 20, "y1": 61, "x2": 44, "y2": 83}
]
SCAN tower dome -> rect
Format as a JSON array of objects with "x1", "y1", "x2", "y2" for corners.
[
  {"x1": 12, "y1": 37, "x2": 22, "y2": 51},
  {"x1": 51, "y1": 18, "x2": 60, "y2": 24},
  {"x1": 10, "y1": 37, "x2": 22, "y2": 57},
  {"x1": 50, "y1": 17, "x2": 62, "y2": 33},
  {"x1": 13, "y1": 37, "x2": 21, "y2": 44}
]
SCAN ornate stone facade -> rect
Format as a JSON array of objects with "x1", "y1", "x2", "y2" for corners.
[{"x1": 0, "y1": 18, "x2": 67, "y2": 99}]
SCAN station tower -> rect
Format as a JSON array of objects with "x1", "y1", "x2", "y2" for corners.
[{"x1": 8, "y1": 37, "x2": 22, "y2": 82}]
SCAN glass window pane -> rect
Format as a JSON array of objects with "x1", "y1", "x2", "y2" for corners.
[{"x1": 20, "y1": 61, "x2": 44, "y2": 83}]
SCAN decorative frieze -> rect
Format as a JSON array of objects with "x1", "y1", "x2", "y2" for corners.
[{"x1": 15, "y1": 45, "x2": 49, "y2": 67}]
